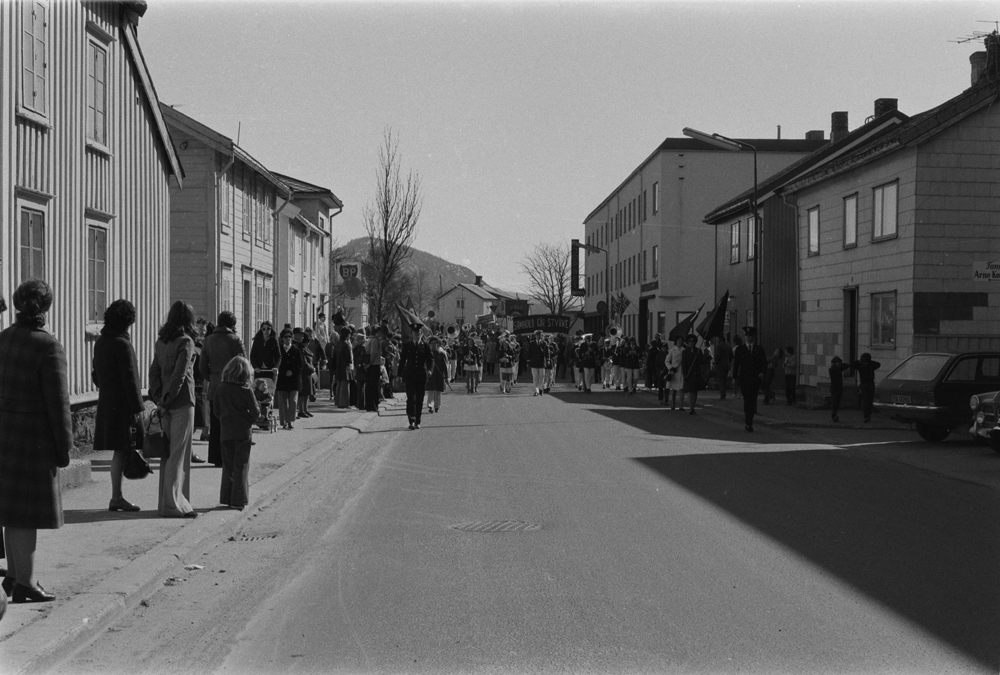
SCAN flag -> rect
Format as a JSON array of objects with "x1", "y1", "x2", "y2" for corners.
[
  {"x1": 618, "y1": 292, "x2": 631, "y2": 312},
  {"x1": 396, "y1": 304, "x2": 424, "y2": 341},
  {"x1": 610, "y1": 295, "x2": 621, "y2": 318},
  {"x1": 668, "y1": 303, "x2": 705, "y2": 342},
  {"x1": 404, "y1": 296, "x2": 415, "y2": 312},
  {"x1": 696, "y1": 290, "x2": 730, "y2": 341}
]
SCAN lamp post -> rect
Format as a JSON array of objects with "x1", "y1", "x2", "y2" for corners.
[{"x1": 682, "y1": 127, "x2": 759, "y2": 336}]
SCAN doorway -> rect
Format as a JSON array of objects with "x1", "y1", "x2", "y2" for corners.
[
  {"x1": 843, "y1": 288, "x2": 858, "y2": 365},
  {"x1": 638, "y1": 297, "x2": 649, "y2": 345}
]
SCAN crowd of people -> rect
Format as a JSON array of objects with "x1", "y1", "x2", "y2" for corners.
[{"x1": 0, "y1": 286, "x2": 877, "y2": 615}]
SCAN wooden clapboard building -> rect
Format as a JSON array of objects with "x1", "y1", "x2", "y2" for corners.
[
  {"x1": 160, "y1": 104, "x2": 289, "y2": 348},
  {"x1": 0, "y1": 0, "x2": 183, "y2": 402}
]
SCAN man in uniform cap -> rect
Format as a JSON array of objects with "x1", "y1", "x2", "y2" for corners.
[
  {"x1": 732, "y1": 326, "x2": 768, "y2": 431},
  {"x1": 527, "y1": 330, "x2": 547, "y2": 396}
]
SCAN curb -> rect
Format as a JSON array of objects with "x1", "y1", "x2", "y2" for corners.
[{"x1": 4, "y1": 406, "x2": 394, "y2": 675}]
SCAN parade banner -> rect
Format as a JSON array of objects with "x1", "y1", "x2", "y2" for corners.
[{"x1": 512, "y1": 314, "x2": 573, "y2": 335}]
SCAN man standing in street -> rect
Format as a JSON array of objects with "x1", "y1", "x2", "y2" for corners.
[
  {"x1": 732, "y1": 326, "x2": 767, "y2": 432},
  {"x1": 851, "y1": 353, "x2": 882, "y2": 423},
  {"x1": 713, "y1": 336, "x2": 733, "y2": 400}
]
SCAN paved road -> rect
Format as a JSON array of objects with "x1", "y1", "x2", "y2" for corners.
[{"x1": 55, "y1": 384, "x2": 999, "y2": 674}]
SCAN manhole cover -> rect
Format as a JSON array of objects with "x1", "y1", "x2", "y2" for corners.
[{"x1": 450, "y1": 520, "x2": 541, "y2": 533}]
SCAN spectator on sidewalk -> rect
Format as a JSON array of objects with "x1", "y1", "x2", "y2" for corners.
[
  {"x1": 249, "y1": 321, "x2": 279, "y2": 384},
  {"x1": 275, "y1": 329, "x2": 303, "y2": 429},
  {"x1": 426, "y1": 336, "x2": 448, "y2": 412},
  {"x1": 0, "y1": 280, "x2": 72, "y2": 603},
  {"x1": 852, "y1": 353, "x2": 882, "y2": 423},
  {"x1": 293, "y1": 328, "x2": 315, "y2": 419},
  {"x1": 200, "y1": 312, "x2": 245, "y2": 467},
  {"x1": 149, "y1": 301, "x2": 199, "y2": 519},
  {"x1": 216, "y1": 356, "x2": 259, "y2": 511},
  {"x1": 332, "y1": 327, "x2": 354, "y2": 409},
  {"x1": 92, "y1": 299, "x2": 145, "y2": 513},
  {"x1": 828, "y1": 356, "x2": 851, "y2": 422}
]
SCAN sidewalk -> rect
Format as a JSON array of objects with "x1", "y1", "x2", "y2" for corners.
[{"x1": 0, "y1": 395, "x2": 403, "y2": 674}]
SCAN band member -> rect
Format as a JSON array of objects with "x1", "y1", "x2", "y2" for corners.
[
  {"x1": 543, "y1": 334, "x2": 558, "y2": 393},
  {"x1": 732, "y1": 326, "x2": 768, "y2": 431},
  {"x1": 527, "y1": 330, "x2": 547, "y2": 396},
  {"x1": 446, "y1": 339, "x2": 457, "y2": 383},
  {"x1": 461, "y1": 334, "x2": 482, "y2": 394},
  {"x1": 575, "y1": 336, "x2": 596, "y2": 393},
  {"x1": 398, "y1": 324, "x2": 433, "y2": 430}
]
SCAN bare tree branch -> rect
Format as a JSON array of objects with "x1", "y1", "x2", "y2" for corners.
[
  {"x1": 362, "y1": 128, "x2": 423, "y2": 323},
  {"x1": 520, "y1": 243, "x2": 572, "y2": 316}
]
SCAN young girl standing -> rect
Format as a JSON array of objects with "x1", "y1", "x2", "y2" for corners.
[{"x1": 216, "y1": 356, "x2": 259, "y2": 510}]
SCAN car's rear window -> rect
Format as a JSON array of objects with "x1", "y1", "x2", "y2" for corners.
[{"x1": 884, "y1": 354, "x2": 952, "y2": 382}]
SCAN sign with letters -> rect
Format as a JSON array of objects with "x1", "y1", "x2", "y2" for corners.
[
  {"x1": 973, "y1": 262, "x2": 1000, "y2": 281},
  {"x1": 512, "y1": 314, "x2": 572, "y2": 335},
  {"x1": 338, "y1": 263, "x2": 360, "y2": 280}
]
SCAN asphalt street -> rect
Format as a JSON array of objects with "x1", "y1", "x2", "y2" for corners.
[{"x1": 53, "y1": 383, "x2": 1000, "y2": 674}]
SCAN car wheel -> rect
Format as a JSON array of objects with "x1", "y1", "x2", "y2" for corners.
[
  {"x1": 916, "y1": 422, "x2": 950, "y2": 442},
  {"x1": 989, "y1": 437, "x2": 1000, "y2": 455}
]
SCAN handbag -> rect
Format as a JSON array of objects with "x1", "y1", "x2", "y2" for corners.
[
  {"x1": 122, "y1": 425, "x2": 152, "y2": 480},
  {"x1": 141, "y1": 406, "x2": 170, "y2": 460}
]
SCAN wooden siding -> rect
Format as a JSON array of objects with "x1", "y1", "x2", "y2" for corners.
[{"x1": 1, "y1": 1, "x2": 175, "y2": 400}]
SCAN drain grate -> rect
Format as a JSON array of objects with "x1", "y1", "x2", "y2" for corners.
[
  {"x1": 229, "y1": 533, "x2": 279, "y2": 542},
  {"x1": 451, "y1": 520, "x2": 541, "y2": 533}
]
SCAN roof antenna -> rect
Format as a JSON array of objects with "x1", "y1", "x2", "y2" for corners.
[{"x1": 236, "y1": 121, "x2": 241, "y2": 147}]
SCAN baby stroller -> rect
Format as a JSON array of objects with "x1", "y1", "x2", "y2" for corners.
[{"x1": 253, "y1": 370, "x2": 278, "y2": 432}]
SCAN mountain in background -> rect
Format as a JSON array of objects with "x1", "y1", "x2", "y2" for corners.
[{"x1": 335, "y1": 237, "x2": 489, "y2": 299}]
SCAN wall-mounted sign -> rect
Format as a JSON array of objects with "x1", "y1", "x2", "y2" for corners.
[
  {"x1": 512, "y1": 314, "x2": 572, "y2": 334},
  {"x1": 338, "y1": 263, "x2": 360, "y2": 280},
  {"x1": 973, "y1": 262, "x2": 1000, "y2": 281},
  {"x1": 641, "y1": 280, "x2": 659, "y2": 293}
]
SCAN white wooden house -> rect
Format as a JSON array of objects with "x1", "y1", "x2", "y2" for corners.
[{"x1": 0, "y1": 0, "x2": 183, "y2": 402}]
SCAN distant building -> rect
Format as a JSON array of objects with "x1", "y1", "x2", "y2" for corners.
[
  {"x1": 436, "y1": 280, "x2": 498, "y2": 330},
  {"x1": 0, "y1": 0, "x2": 182, "y2": 401},
  {"x1": 161, "y1": 104, "x2": 289, "y2": 348},
  {"x1": 780, "y1": 43, "x2": 1000, "y2": 390},
  {"x1": 582, "y1": 135, "x2": 825, "y2": 344},
  {"x1": 272, "y1": 173, "x2": 342, "y2": 331}
]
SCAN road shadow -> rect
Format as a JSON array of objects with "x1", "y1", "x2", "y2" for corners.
[
  {"x1": 633, "y1": 449, "x2": 1000, "y2": 669},
  {"x1": 64, "y1": 509, "x2": 165, "y2": 523}
]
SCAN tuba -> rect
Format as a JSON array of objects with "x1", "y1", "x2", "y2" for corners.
[
  {"x1": 446, "y1": 324, "x2": 458, "y2": 339},
  {"x1": 606, "y1": 324, "x2": 621, "y2": 339}
]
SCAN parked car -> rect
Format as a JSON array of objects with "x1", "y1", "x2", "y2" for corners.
[
  {"x1": 873, "y1": 352, "x2": 1000, "y2": 442},
  {"x1": 969, "y1": 390, "x2": 1000, "y2": 453}
]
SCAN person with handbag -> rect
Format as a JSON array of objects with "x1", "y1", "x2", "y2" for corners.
[
  {"x1": 92, "y1": 299, "x2": 146, "y2": 512},
  {"x1": 215, "y1": 357, "x2": 259, "y2": 510},
  {"x1": 200, "y1": 312, "x2": 245, "y2": 467},
  {"x1": 293, "y1": 328, "x2": 315, "y2": 419},
  {"x1": 0, "y1": 280, "x2": 74, "y2": 603},
  {"x1": 149, "y1": 301, "x2": 199, "y2": 518}
]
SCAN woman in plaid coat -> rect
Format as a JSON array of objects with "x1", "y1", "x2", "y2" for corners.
[{"x1": 0, "y1": 280, "x2": 72, "y2": 603}]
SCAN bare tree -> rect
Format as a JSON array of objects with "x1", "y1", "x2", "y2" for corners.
[
  {"x1": 409, "y1": 266, "x2": 434, "y2": 316},
  {"x1": 362, "y1": 128, "x2": 422, "y2": 322},
  {"x1": 521, "y1": 243, "x2": 573, "y2": 316}
]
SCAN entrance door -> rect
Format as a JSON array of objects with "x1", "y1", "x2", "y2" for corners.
[
  {"x1": 843, "y1": 288, "x2": 858, "y2": 365},
  {"x1": 638, "y1": 298, "x2": 649, "y2": 345}
]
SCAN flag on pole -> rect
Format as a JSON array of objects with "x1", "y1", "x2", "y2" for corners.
[
  {"x1": 696, "y1": 290, "x2": 730, "y2": 341},
  {"x1": 618, "y1": 292, "x2": 631, "y2": 313},
  {"x1": 610, "y1": 295, "x2": 621, "y2": 318},
  {"x1": 396, "y1": 304, "x2": 424, "y2": 341},
  {"x1": 668, "y1": 303, "x2": 705, "y2": 342}
]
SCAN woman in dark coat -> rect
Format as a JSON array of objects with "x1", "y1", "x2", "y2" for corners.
[
  {"x1": 92, "y1": 299, "x2": 145, "y2": 513},
  {"x1": 333, "y1": 327, "x2": 354, "y2": 409},
  {"x1": 274, "y1": 328, "x2": 303, "y2": 429},
  {"x1": 352, "y1": 334, "x2": 368, "y2": 409},
  {"x1": 0, "y1": 280, "x2": 72, "y2": 603},
  {"x1": 681, "y1": 334, "x2": 706, "y2": 415},
  {"x1": 249, "y1": 321, "x2": 279, "y2": 379}
]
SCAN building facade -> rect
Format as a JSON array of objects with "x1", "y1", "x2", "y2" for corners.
[
  {"x1": 582, "y1": 136, "x2": 825, "y2": 345},
  {"x1": 1, "y1": 0, "x2": 182, "y2": 401},
  {"x1": 161, "y1": 104, "x2": 289, "y2": 348},
  {"x1": 782, "y1": 51, "x2": 1000, "y2": 392},
  {"x1": 272, "y1": 173, "x2": 341, "y2": 331}
]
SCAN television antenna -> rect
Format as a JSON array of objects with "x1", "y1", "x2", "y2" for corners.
[{"x1": 951, "y1": 22, "x2": 999, "y2": 44}]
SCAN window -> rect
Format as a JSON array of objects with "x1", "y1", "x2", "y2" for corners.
[
  {"x1": 255, "y1": 183, "x2": 265, "y2": 243},
  {"x1": 807, "y1": 207, "x2": 820, "y2": 256},
  {"x1": 288, "y1": 230, "x2": 295, "y2": 269},
  {"x1": 242, "y1": 172, "x2": 252, "y2": 239},
  {"x1": 652, "y1": 245, "x2": 658, "y2": 278},
  {"x1": 86, "y1": 41, "x2": 108, "y2": 146},
  {"x1": 220, "y1": 169, "x2": 231, "y2": 232},
  {"x1": 290, "y1": 290, "x2": 297, "y2": 324},
  {"x1": 843, "y1": 194, "x2": 857, "y2": 247},
  {"x1": 86, "y1": 225, "x2": 107, "y2": 323},
  {"x1": 642, "y1": 250, "x2": 647, "y2": 280},
  {"x1": 20, "y1": 1, "x2": 48, "y2": 117},
  {"x1": 871, "y1": 291, "x2": 896, "y2": 348},
  {"x1": 730, "y1": 221, "x2": 740, "y2": 264},
  {"x1": 746, "y1": 215, "x2": 758, "y2": 260},
  {"x1": 20, "y1": 207, "x2": 45, "y2": 280},
  {"x1": 221, "y1": 265, "x2": 234, "y2": 313},
  {"x1": 643, "y1": 190, "x2": 647, "y2": 221},
  {"x1": 873, "y1": 181, "x2": 898, "y2": 240},
  {"x1": 652, "y1": 182, "x2": 659, "y2": 214}
]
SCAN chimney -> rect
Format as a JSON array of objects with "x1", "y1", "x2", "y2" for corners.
[
  {"x1": 971, "y1": 51, "x2": 987, "y2": 86},
  {"x1": 874, "y1": 98, "x2": 898, "y2": 117},
  {"x1": 475, "y1": 275, "x2": 483, "y2": 287},
  {"x1": 805, "y1": 130, "x2": 825, "y2": 141},
  {"x1": 831, "y1": 111, "x2": 849, "y2": 143}
]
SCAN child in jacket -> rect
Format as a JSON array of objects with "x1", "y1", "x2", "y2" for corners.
[{"x1": 216, "y1": 356, "x2": 259, "y2": 510}]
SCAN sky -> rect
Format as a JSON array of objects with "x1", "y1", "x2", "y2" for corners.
[{"x1": 139, "y1": 0, "x2": 994, "y2": 293}]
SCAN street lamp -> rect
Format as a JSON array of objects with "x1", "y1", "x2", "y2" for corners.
[{"x1": 682, "y1": 127, "x2": 760, "y2": 337}]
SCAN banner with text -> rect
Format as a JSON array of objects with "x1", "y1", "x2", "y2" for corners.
[
  {"x1": 512, "y1": 314, "x2": 573, "y2": 335},
  {"x1": 973, "y1": 262, "x2": 1000, "y2": 281}
]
